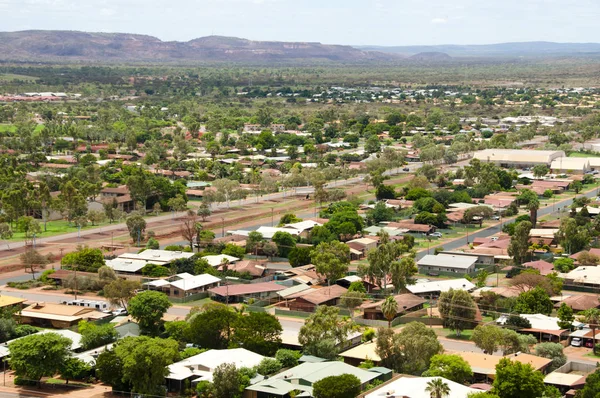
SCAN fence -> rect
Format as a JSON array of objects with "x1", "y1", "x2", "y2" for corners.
[
  {"x1": 275, "y1": 306, "x2": 351, "y2": 318},
  {"x1": 354, "y1": 316, "x2": 403, "y2": 328},
  {"x1": 168, "y1": 292, "x2": 208, "y2": 304}
]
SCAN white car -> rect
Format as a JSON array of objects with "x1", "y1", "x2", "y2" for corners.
[
  {"x1": 112, "y1": 308, "x2": 128, "y2": 316},
  {"x1": 429, "y1": 232, "x2": 443, "y2": 238},
  {"x1": 571, "y1": 337, "x2": 583, "y2": 347}
]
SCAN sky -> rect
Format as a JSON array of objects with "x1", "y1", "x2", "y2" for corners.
[{"x1": 1, "y1": 0, "x2": 599, "y2": 46}]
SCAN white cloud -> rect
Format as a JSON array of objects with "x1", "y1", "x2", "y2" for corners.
[{"x1": 431, "y1": 17, "x2": 447, "y2": 24}]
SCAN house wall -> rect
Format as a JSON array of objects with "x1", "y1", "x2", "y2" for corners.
[{"x1": 418, "y1": 264, "x2": 475, "y2": 275}]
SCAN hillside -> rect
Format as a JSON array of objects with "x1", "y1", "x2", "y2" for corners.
[
  {"x1": 0, "y1": 31, "x2": 398, "y2": 63},
  {"x1": 358, "y1": 41, "x2": 600, "y2": 57}
]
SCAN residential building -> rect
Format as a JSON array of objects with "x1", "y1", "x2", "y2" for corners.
[
  {"x1": 145, "y1": 273, "x2": 221, "y2": 297},
  {"x1": 417, "y1": 254, "x2": 478, "y2": 275},
  {"x1": 458, "y1": 352, "x2": 552, "y2": 381},
  {"x1": 285, "y1": 285, "x2": 348, "y2": 312},
  {"x1": 18, "y1": 302, "x2": 110, "y2": 328},
  {"x1": 361, "y1": 294, "x2": 426, "y2": 321},
  {"x1": 167, "y1": 348, "x2": 265, "y2": 391},
  {"x1": 202, "y1": 254, "x2": 240, "y2": 267},
  {"x1": 407, "y1": 278, "x2": 476, "y2": 297},
  {"x1": 208, "y1": 282, "x2": 286, "y2": 303},
  {"x1": 365, "y1": 376, "x2": 480, "y2": 398},
  {"x1": 544, "y1": 361, "x2": 595, "y2": 393},
  {"x1": 522, "y1": 260, "x2": 555, "y2": 276},
  {"x1": 106, "y1": 250, "x2": 195, "y2": 274},
  {"x1": 246, "y1": 361, "x2": 387, "y2": 398},
  {"x1": 554, "y1": 295, "x2": 600, "y2": 312}
]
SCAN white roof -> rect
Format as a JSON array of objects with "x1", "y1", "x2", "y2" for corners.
[
  {"x1": 119, "y1": 249, "x2": 194, "y2": 264},
  {"x1": 167, "y1": 348, "x2": 265, "y2": 381},
  {"x1": 256, "y1": 226, "x2": 301, "y2": 239},
  {"x1": 146, "y1": 279, "x2": 171, "y2": 287},
  {"x1": 365, "y1": 376, "x2": 479, "y2": 398},
  {"x1": 544, "y1": 372, "x2": 586, "y2": 387},
  {"x1": 283, "y1": 220, "x2": 322, "y2": 233},
  {"x1": 565, "y1": 266, "x2": 600, "y2": 284},
  {"x1": 105, "y1": 258, "x2": 150, "y2": 273},
  {"x1": 551, "y1": 157, "x2": 590, "y2": 171},
  {"x1": 277, "y1": 284, "x2": 312, "y2": 298},
  {"x1": 417, "y1": 254, "x2": 478, "y2": 270},
  {"x1": 407, "y1": 278, "x2": 476, "y2": 294},
  {"x1": 577, "y1": 207, "x2": 600, "y2": 215},
  {"x1": 170, "y1": 274, "x2": 221, "y2": 291},
  {"x1": 202, "y1": 254, "x2": 240, "y2": 267},
  {"x1": 498, "y1": 313, "x2": 583, "y2": 331},
  {"x1": 473, "y1": 149, "x2": 565, "y2": 164},
  {"x1": 4, "y1": 329, "x2": 82, "y2": 352}
]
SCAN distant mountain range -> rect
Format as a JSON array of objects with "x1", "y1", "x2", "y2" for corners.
[
  {"x1": 2, "y1": 31, "x2": 600, "y2": 64},
  {"x1": 0, "y1": 31, "x2": 398, "y2": 63},
  {"x1": 358, "y1": 41, "x2": 600, "y2": 57}
]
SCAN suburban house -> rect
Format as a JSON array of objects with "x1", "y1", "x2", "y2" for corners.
[
  {"x1": 544, "y1": 361, "x2": 596, "y2": 394},
  {"x1": 387, "y1": 220, "x2": 437, "y2": 235},
  {"x1": 202, "y1": 254, "x2": 240, "y2": 267},
  {"x1": 554, "y1": 295, "x2": 600, "y2": 312},
  {"x1": 339, "y1": 341, "x2": 381, "y2": 366},
  {"x1": 246, "y1": 361, "x2": 388, "y2": 398},
  {"x1": 217, "y1": 260, "x2": 266, "y2": 279},
  {"x1": 497, "y1": 313, "x2": 583, "y2": 342},
  {"x1": 285, "y1": 285, "x2": 348, "y2": 312},
  {"x1": 365, "y1": 376, "x2": 480, "y2": 398},
  {"x1": 145, "y1": 273, "x2": 221, "y2": 297},
  {"x1": 167, "y1": 348, "x2": 265, "y2": 392},
  {"x1": 18, "y1": 302, "x2": 110, "y2": 329},
  {"x1": 208, "y1": 282, "x2": 286, "y2": 303},
  {"x1": 361, "y1": 294, "x2": 426, "y2": 321},
  {"x1": 458, "y1": 352, "x2": 552, "y2": 381},
  {"x1": 346, "y1": 237, "x2": 378, "y2": 259},
  {"x1": 407, "y1": 279, "x2": 476, "y2": 298},
  {"x1": 522, "y1": 260, "x2": 555, "y2": 276},
  {"x1": 417, "y1": 254, "x2": 478, "y2": 275},
  {"x1": 106, "y1": 250, "x2": 195, "y2": 274}
]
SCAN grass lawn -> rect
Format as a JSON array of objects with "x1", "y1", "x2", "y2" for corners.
[
  {"x1": 178, "y1": 297, "x2": 214, "y2": 307},
  {"x1": 45, "y1": 378, "x2": 91, "y2": 387},
  {"x1": 584, "y1": 352, "x2": 600, "y2": 359},
  {"x1": 437, "y1": 328, "x2": 474, "y2": 341},
  {"x1": 0, "y1": 124, "x2": 44, "y2": 134},
  {"x1": 568, "y1": 152, "x2": 600, "y2": 158},
  {"x1": 8, "y1": 219, "x2": 117, "y2": 241}
]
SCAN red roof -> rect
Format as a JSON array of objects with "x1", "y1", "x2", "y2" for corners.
[
  {"x1": 522, "y1": 260, "x2": 554, "y2": 276},
  {"x1": 570, "y1": 248, "x2": 600, "y2": 261},
  {"x1": 208, "y1": 282, "x2": 285, "y2": 297}
]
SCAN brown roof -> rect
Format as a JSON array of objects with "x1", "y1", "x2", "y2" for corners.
[
  {"x1": 531, "y1": 180, "x2": 571, "y2": 189},
  {"x1": 557, "y1": 295, "x2": 600, "y2": 311},
  {"x1": 287, "y1": 285, "x2": 348, "y2": 305},
  {"x1": 208, "y1": 282, "x2": 285, "y2": 296},
  {"x1": 219, "y1": 260, "x2": 265, "y2": 277},
  {"x1": 361, "y1": 293, "x2": 425, "y2": 311},
  {"x1": 522, "y1": 260, "x2": 554, "y2": 276},
  {"x1": 538, "y1": 219, "x2": 562, "y2": 229},
  {"x1": 570, "y1": 248, "x2": 600, "y2": 261},
  {"x1": 387, "y1": 220, "x2": 433, "y2": 233},
  {"x1": 101, "y1": 186, "x2": 129, "y2": 195},
  {"x1": 457, "y1": 352, "x2": 552, "y2": 375},
  {"x1": 22, "y1": 302, "x2": 96, "y2": 317}
]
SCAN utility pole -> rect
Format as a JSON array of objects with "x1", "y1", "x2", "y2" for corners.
[
  {"x1": 271, "y1": 207, "x2": 274, "y2": 227},
  {"x1": 221, "y1": 217, "x2": 225, "y2": 237},
  {"x1": 74, "y1": 263, "x2": 78, "y2": 300}
]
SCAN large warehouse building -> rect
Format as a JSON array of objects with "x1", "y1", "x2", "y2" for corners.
[{"x1": 473, "y1": 149, "x2": 565, "y2": 169}]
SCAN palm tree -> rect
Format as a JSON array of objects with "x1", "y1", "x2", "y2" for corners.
[
  {"x1": 425, "y1": 378, "x2": 450, "y2": 398},
  {"x1": 381, "y1": 296, "x2": 398, "y2": 328},
  {"x1": 582, "y1": 308, "x2": 600, "y2": 355}
]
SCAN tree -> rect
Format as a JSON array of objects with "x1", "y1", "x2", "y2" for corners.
[
  {"x1": 87, "y1": 209, "x2": 105, "y2": 226},
  {"x1": 275, "y1": 349, "x2": 302, "y2": 368},
  {"x1": 581, "y1": 308, "x2": 600, "y2": 355},
  {"x1": 213, "y1": 363, "x2": 242, "y2": 398},
  {"x1": 9, "y1": 332, "x2": 71, "y2": 384},
  {"x1": 504, "y1": 315, "x2": 532, "y2": 330},
  {"x1": 20, "y1": 249, "x2": 50, "y2": 280},
  {"x1": 278, "y1": 213, "x2": 302, "y2": 226},
  {"x1": 127, "y1": 291, "x2": 172, "y2": 335},
  {"x1": 381, "y1": 296, "x2": 398, "y2": 328},
  {"x1": 554, "y1": 257, "x2": 575, "y2": 272},
  {"x1": 288, "y1": 246, "x2": 312, "y2": 267},
  {"x1": 577, "y1": 251, "x2": 600, "y2": 266},
  {"x1": 57, "y1": 181, "x2": 87, "y2": 223},
  {"x1": 189, "y1": 303, "x2": 238, "y2": 349},
  {"x1": 311, "y1": 241, "x2": 350, "y2": 285},
  {"x1": 164, "y1": 320, "x2": 191, "y2": 343},
  {"x1": 472, "y1": 325, "x2": 503, "y2": 355},
  {"x1": 514, "y1": 286, "x2": 553, "y2": 315},
  {"x1": 438, "y1": 289, "x2": 477, "y2": 336},
  {"x1": 115, "y1": 336, "x2": 179, "y2": 396},
  {"x1": 126, "y1": 171, "x2": 154, "y2": 210},
  {"x1": 556, "y1": 217, "x2": 590, "y2": 255},
  {"x1": 376, "y1": 322, "x2": 443, "y2": 374},
  {"x1": 126, "y1": 214, "x2": 146, "y2": 246},
  {"x1": 508, "y1": 221, "x2": 532, "y2": 265},
  {"x1": 78, "y1": 320, "x2": 118, "y2": 350},
  {"x1": 509, "y1": 271, "x2": 553, "y2": 296},
  {"x1": 535, "y1": 342, "x2": 567, "y2": 372},
  {"x1": 577, "y1": 368, "x2": 600, "y2": 398},
  {"x1": 518, "y1": 189, "x2": 540, "y2": 227},
  {"x1": 340, "y1": 291, "x2": 364, "y2": 321},
  {"x1": 180, "y1": 215, "x2": 201, "y2": 250},
  {"x1": 425, "y1": 378, "x2": 451, "y2": 398},
  {"x1": 0, "y1": 223, "x2": 13, "y2": 250},
  {"x1": 197, "y1": 203, "x2": 212, "y2": 221},
  {"x1": 167, "y1": 194, "x2": 187, "y2": 214},
  {"x1": 61, "y1": 246, "x2": 105, "y2": 272},
  {"x1": 231, "y1": 312, "x2": 282, "y2": 356},
  {"x1": 492, "y1": 358, "x2": 547, "y2": 398},
  {"x1": 211, "y1": 179, "x2": 246, "y2": 208},
  {"x1": 557, "y1": 302, "x2": 575, "y2": 330},
  {"x1": 532, "y1": 164, "x2": 549, "y2": 178},
  {"x1": 313, "y1": 374, "x2": 361, "y2": 398},
  {"x1": 271, "y1": 231, "x2": 296, "y2": 258},
  {"x1": 103, "y1": 278, "x2": 141, "y2": 309},
  {"x1": 298, "y1": 306, "x2": 353, "y2": 360},
  {"x1": 423, "y1": 354, "x2": 473, "y2": 384},
  {"x1": 463, "y1": 206, "x2": 494, "y2": 227},
  {"x1": 60, "y1": 357, "x2": 91, "y2": 384}
]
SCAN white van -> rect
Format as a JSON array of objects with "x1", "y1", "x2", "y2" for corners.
[{"x1": 571, "y1": 337, "x2": 583, "y2": 347}]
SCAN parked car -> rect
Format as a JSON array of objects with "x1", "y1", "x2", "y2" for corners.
[
  {"x1": 491, "y1": 215, "x2": 500, "y2": 220},
  {"x1": 571, "y1": 337, "x2": 583, "y2": 347},
  {"x1": 585, "y1": 340, "x2": 594, "y2": 348},
  {"x1": 402, "y1": 167, "x2": 410, "y2": 172},
  {"x1": 112, "y1": 308, "x2": 128, "y2": 316},
  {"x1": 429, "y1": 232, "x2": 443, "y2": 238}
]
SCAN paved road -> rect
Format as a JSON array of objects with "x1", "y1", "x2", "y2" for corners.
[{"x1": 416, "y1": 186, "x2": 600, "y2": 260}]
